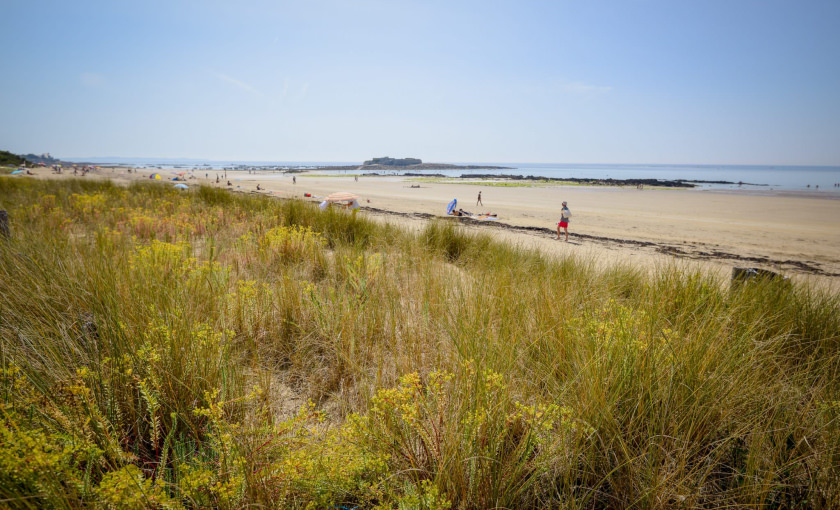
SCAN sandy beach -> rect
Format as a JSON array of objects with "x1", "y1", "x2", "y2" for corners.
[{"x1": 23, "y1": 166, "x2": 840, "y2": 287}]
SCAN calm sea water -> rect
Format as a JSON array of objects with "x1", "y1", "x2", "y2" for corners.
[
  {"x1": 448, "y1": 163, "x2": 840, "y2": 191},
  {"x1": 69, "y1": 157, "x2": 840, "y2": 191}
]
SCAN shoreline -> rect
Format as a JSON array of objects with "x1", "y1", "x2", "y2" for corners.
[
  {"x1": 44, "y1": 158, "x2": 840, "y2": 192},
  {"x1": 8, "y1": 166, "x2": 840, "y2": 288}
]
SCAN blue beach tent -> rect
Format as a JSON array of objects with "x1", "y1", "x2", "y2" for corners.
[{"x1": 446, "y1": 199, "x2": 457, "y2": 215}]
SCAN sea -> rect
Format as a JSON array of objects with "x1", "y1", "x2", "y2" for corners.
[{"x1": 67, "y1": 157, "x2": 840, "y2": 192}]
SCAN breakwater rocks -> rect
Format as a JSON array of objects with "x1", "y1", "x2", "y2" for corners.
[
  {"x1": 355, "y1": 173, "x2": 753, "y2": 188},
  {"x1": 464, "y1": 175, "x2": 698, "y2": 188},
  {"x1": 317, "y1": 163, "x2": 514, "y2": 171},
  {"x1": 681, "y1": 179, "x2": 765, "y2": 186},
  {"x1": 363, "y1": 172, "x2": 448, "y2": 177}
]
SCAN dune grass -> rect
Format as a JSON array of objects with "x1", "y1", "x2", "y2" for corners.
[{"x1": 1, "y1": 177, "x2": 839, "y2": 509}]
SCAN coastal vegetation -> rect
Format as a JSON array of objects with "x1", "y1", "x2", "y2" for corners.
[
  {"x1": 1, "y1": 177, "x2": 839, "y2": 509},
  {"x1": 0, "y1": 150, "x2": 27, "y2": 167},
  {"x1": 364, "y1": 156, "x2": 423, "y2": 166}
]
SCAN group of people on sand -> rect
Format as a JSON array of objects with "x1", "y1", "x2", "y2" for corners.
[
  {"x1": 458, "y1": 190, "x2": 573, "y2": 242},
  {"x1": 481, "y1": 190, "x2": 572, "y2": 242},
  {"x1": 451, "y1": 208, "x2": 497, "y2": 217},
  {"x1": 319, "y1": 198, "x2": 360, "y2": 211}
]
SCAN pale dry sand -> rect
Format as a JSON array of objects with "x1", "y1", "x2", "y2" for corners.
[{"x1": 21, "y1": 166, "x2": 840, "y2": 288}]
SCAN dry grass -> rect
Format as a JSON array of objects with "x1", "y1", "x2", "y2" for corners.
[{"x1": 1, "y1": 177, "x2": 839, "y2": 509}]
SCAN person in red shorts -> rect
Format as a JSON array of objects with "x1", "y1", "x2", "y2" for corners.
[{"x1": 556, "y1": 201, "x2": 571, "y2": 241}]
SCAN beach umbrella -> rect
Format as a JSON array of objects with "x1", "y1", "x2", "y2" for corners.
[
  {"x1": 446, "y1": 199, "x2": 457, "y2": 215},
  {"x1": 11, "y1": 170, "x2": 24, "y2": 175},
  {"x1": 324, "y1": 192, "x2": 359, "y2": 202},
  {"x1": 173, "y1": 183, "x2": 189, "y2": 189},
  {"x1": 150, "y1": 173, "x2": 161, "y2": 180}
]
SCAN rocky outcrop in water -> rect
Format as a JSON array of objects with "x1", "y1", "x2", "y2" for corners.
[
  {"x1": 464, "y1": 175, "x2": 697, "y2": 188},
  {"x1": 319, "y1": 163, "x2": 513, "y2": 171}
]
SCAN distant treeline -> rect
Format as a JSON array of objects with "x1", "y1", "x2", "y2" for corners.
[{"x1": 0, "y1": 150, "x2": 27, "y2": 167}]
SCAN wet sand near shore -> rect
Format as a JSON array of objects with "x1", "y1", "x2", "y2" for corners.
[{"x1": 21, "y1": 166, "x2": 840, "y2": 288}]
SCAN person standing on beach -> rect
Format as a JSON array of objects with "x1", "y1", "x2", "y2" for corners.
[
  {"x1": 556, "y1": 201, "x2": 571, "y2": 241},
  {"x1": 476, "y1": 191, "x2": 483, "y2": 206},
  {"x1": 292, "y1": 176, "x2": 296, "y2": 184}
]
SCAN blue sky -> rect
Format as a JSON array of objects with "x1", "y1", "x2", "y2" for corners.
[{"x1": 1, "y1": 0, "x2": 838, "y2": 165}]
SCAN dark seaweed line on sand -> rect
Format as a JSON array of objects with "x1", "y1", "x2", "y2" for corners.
[{"x1": 362, "y1": 207, "x2": 838, "y2": 277}]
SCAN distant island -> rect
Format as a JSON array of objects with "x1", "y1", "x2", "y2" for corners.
[
  {"x1": 317, "y1": 156, "x2": 513, "y2": 171},
  {"x1": 363, "y1": 157, "x2": 422, "y2": 166}
]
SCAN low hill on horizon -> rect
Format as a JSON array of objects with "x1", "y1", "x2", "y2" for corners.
[{"x1": 0, "y1": 150, "x2": 26, "y2": 167}]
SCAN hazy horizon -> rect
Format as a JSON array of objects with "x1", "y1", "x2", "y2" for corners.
[
  {"x1": 57, "y1": 155, "x2": 840, "y2": 170},
  {"x1": 2, "y1": 0, "x2": 839, "y2": 166}
]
